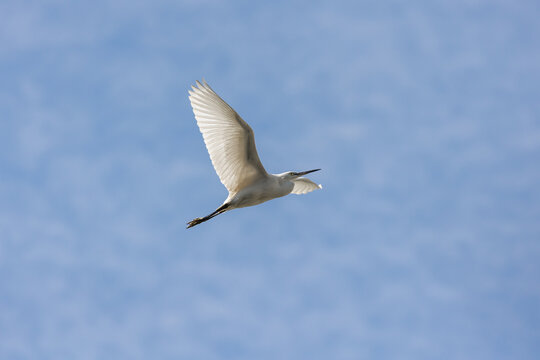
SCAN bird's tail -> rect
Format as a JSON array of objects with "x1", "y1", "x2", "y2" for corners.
[{"x1": 187, "y1": 203, "x2": 230, "y2": 229}]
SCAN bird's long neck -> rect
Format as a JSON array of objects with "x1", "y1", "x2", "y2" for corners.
[{"x1": 272, "y1": 173, "x2": 295, "y2": 194}]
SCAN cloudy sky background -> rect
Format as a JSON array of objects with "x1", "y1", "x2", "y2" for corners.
[{"x1": 1, "y1": 0, "x2": 540, "y2": 359}]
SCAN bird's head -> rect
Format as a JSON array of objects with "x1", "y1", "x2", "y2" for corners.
[{"x1": 280, "y1": 168, "x2": 321, "y2": 180}]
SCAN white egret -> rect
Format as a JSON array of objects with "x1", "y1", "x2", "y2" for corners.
[{"x1": 187, "y1": 80, "x2": 322, "y2": 228}]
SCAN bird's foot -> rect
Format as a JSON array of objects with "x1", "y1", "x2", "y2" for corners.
[{"x1": 186, "y1": 217, "x2": 204, "y2": 228}]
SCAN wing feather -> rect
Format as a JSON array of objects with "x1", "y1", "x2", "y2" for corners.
[
  {"x1": 291, "y1": 177, "x2": 322, "y2": 195},
  {"x1": 189, "y1": 80, "x2": 267, "y2": 192}
]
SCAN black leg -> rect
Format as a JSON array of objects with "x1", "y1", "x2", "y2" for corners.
[{"x1": 186, "y1": 203, "x2": 230, "y2": 229}]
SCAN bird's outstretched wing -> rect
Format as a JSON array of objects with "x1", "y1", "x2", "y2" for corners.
[
  {"x1": 291, "y1": 177, "x2": 322, "y2": 194},
  {"x1": 189, "y1": 80, "x2": 268, "y2": 193}
]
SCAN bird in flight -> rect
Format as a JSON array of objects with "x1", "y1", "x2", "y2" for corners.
[{"x1": 187, "y1": 80, "x2": 322, "y2": 228}]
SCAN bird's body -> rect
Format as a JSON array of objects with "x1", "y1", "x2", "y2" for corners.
[
  {"x1": 187, "y1": 80, "x2": 321, "y2": 228},
  {"x1": 226, "y1": 174, "x2": 294, "y2": 209}
]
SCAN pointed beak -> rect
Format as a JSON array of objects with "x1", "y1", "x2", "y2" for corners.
[{"x1": 296, "y1": 169, "x2": 321, "y2": 176}]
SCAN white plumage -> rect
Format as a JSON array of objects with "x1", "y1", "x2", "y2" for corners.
[
  {"x1": 187, "y1": 80, "x2": 322, "y2": 228},
  {"x1": 291, "y1": 177, "x2": 322, "y2": 194}
]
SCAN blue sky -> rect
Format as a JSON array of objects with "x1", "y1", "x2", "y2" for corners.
[{"x1": 1, "y1": 0, "x2": 540, "y2": 359}]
